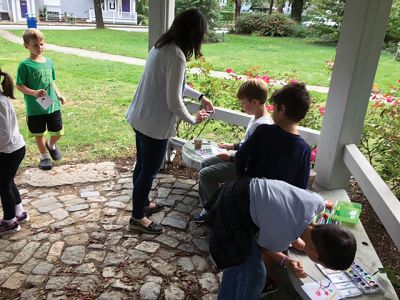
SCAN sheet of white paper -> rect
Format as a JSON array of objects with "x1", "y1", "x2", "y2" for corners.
[
  {"x1": 36, "y1": 94, "x2": 54, "y2": 110},
  {"x1": 301, "y1": 281, "x2": 343, "y2": 300},
  {"x1": 196, "y1": 146, "x2": 225, "y2": 159}
]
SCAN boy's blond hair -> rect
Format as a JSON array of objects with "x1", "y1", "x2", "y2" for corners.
[
  {"x1": 23, "y1": 29, "x2": 44, "y2": 44},
  {"x1": 237, "y1": 79, "x2": 269, "y2": 104}
]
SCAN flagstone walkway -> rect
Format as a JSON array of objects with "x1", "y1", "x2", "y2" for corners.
[{"x1": 0, "y1": 162, "x2": 220, "y2": 299}]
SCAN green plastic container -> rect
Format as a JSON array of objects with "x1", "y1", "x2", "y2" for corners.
[{"x1": 333, "y1": 201, "x2": 362, "y2": 224}]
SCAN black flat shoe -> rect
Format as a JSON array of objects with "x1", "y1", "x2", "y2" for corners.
[
  {"x1": 144, "y1": 203, "x2": 165, "y2": 216},
  {"x1": 129, "y1": 218, "x2": 163, "y2": 234}
]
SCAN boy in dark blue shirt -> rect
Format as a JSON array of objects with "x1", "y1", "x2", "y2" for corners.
[
  {"x1": 235, "y1": 82, "x2": 311, "y2": 189},
  {"x1": 234, "y1": 82, "x2": 312, "y2": 296}
]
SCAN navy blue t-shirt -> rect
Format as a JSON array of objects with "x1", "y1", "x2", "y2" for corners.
[{"x1": 235, "y1": 124, "x2": 311, "y2": 189}]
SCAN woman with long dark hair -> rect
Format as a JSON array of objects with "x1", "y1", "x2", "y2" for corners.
[
  {"x1": 0, "y1": 69, "x2": 27, "y2": 236},
  {"x1": 126, "y1": 9, "x2": 214, "y2": 234}
]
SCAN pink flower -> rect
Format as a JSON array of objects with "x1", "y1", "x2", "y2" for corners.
[
  {"x1": 226, "y1": 68, "x2": 233, "y2": 74},
  {"x1": 394, "y1": 100, "x2": 399, "y2": 107},
  {"x1": 289, "y1": 79, "x2": 298, "y2": 84},
  {"x1": 397, "y1": 79, "x2": 400, "y2": 84},
  {"x1": 266, "y1": 104, "x2": 274, "y2": 112},
  {"x1": 319, "y1": 106, "x2": 325, "y2": 115},
  {"x1": 310, "y1": 147, "x2": 318, "y2": 163},
  {"x1": 386, "y1": 96, "x2": 393, "y2": 103},
  {"x1": 262, "y1": 75, "x2": 271, "y2": 84}
]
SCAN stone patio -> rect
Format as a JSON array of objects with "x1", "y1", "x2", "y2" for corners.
[{"x1": 0, "y1": 162, "x2": 220, "y2": 299}]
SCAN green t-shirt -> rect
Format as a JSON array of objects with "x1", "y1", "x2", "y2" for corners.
[{"x1": 16, "y1": 58, "x2": 61, "y2": 116}]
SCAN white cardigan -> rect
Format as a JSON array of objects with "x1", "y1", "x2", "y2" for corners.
[
  {"x1": 0, "y1": 94, "x2": 25, "y2": 153},
  {"x1": 126, "y1": 43, "x2": 202, "y2": 140}
]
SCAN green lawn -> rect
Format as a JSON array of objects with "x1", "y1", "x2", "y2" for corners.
[
  {"x1": 11, "y1": 29, "x2": 400, "y2": 90},
  {"x1": 0, "y1": 38, "x2": 143, "y2": 167}
]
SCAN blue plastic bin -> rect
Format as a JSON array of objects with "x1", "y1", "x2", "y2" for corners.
[{"x1": 26, "y1": 14, "x2": 37, "y2": 29}]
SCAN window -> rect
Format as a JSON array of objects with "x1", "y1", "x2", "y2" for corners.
[{"x1": 109, "y1": 0, "x2": 116, "y2": 11}]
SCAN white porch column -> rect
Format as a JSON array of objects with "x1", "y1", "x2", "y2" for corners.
[
  {"x1": 27, "y1": 0, "x2": 35, "y2": 16},
  {"x1": 9, "y1": 0, "x2": 17, "y2": 22},
  {"x1": 314, "y1": 0, "x2": 393, "y2": 190},
  {"x1": 148, "y1": 0, "x2": 175, "y2": 51}
]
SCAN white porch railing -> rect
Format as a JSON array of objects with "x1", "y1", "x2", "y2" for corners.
[
  {"x1": 344, "y1": 144, "x2": 400, "y2": 249},
  {"x1": 88, "y1": 8, "x2": 137, "y2": 24},
  {"x1": 169, "y1": 101, "x2": 400, "y2": 249},
  {"x1": 176, "y1": 101, "x2": 320, "y2": 148}
]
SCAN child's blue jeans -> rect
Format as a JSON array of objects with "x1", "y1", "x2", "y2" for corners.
[{"x1": 218, "y1": 240, "x2": 266, "y2": 300}]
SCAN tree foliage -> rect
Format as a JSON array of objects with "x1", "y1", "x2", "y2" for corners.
[
  {"x1": 386, "y1": 0, "x2": 400, "y2": 42},
  {"x1": 309, "y1": 0, "x2": 400, "y2": 43},
  {"x1": 175, "y1": 0, "x2": 220, "y2": 28},
  {"x1": 308, "y1": 0, "x2": 345, "y2": 42}
]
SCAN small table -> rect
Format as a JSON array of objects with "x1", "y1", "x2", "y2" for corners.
[{"x1": 182, "y1": 139, "x2": 219, "y2": 171}]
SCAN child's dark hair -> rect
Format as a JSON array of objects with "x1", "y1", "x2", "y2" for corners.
[
  {"x1": 312, "y1": 224, "x2": 356, "y2": 270},
  {"x1": 0, "y1": 69, "x2": 15, "y2": 99},
  {"x1": 237, "y1": 79, "x2": 268, "y2": 104},
  {"x1": 155, "y1": 9, "x2": 208, "y2": 61},
  {"x1": 270, "y1": 82, "x2": 310, "y2": 122}
]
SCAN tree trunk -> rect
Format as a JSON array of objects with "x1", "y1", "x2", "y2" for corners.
[
  {"x1": 290, "y1": 0, "x2": 304, "y2": 22},
  {"x1": 277, "y1": 2, "x2": 285, "y2": 13},
  {"x1": 269, "y1": 0, "x2": 274, "y2": 14},
  {"x1": 93, "y1": 0, "x2": 105, "y2": 29},
  {"x1": 234, "y1": 0, "x2": 241, "y2": 20}
]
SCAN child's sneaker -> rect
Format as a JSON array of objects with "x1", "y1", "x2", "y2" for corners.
[
  {"x1": 16, "y1": 212, "x2": 29, "y2": 223},
  {"x1": 39, "y1": 157, "x2": 52, "y2": 170},
  {"x1": 194, "y1": 209, "x2": 208, "y2": 224},
  {"x1": 46, "y1": 140, "x2": 62, "y2": 161},
  {"x1": 0, "y1": 220, "x2": 21, "y2": 236}
]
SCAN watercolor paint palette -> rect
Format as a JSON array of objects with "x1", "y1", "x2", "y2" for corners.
[
  {"x1": 317, "y1": 264, "x2": 362, "y2": 298},
  {"x1": 317, "y1": 262, "x2": 383, "y2": 297},
  {"x1": 345, "y1": 262, "x2": 383, "y2": 294}
]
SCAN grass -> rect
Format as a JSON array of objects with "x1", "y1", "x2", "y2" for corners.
[
  {"x1": 0, "y1": 38, "x2": 143, "y2": 167},
  {"x1": 10, "y1": 29, "x2": 400, "y2": 90},
  {"x1": 11, "y1": 29, "x2": 149, "y2": 59}
]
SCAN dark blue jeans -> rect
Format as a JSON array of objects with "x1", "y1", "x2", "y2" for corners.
[
  {"x1": 0, "y1": 146, "x2": 26, "y2": 220},
  {"x1": 218, "y1": 240, "x2": 266, "y2": 300},
  {"x1": 132, "y1": 129, "x2": 168, "y2": 219}
]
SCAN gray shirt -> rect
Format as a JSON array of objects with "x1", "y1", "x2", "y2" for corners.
[
  {"x1": 0, "y1": 94, "x2": 25, "y2": 153},
  {"x1": 249, "y1": 178, "x2": 324, "y2": 252},
  {"x1": 126, "y1": 43, "x2": 202, "y2": 140}
]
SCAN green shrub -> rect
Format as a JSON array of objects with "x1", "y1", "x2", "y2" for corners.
[
  {"x1": 220, "y1": 10, "x2": 234, "y2": 23},
  {"x1": 137, "y1": 14, "x2": 149, "y2": 26},
  {"x1": 360, "y1": 86, "x2": 400, "y2": 198},
  {"x1": 235, "y1": 13, "x2": 297, "y2": 37},
  {"x1": 203, "y1": 30, "x2": 224, "y2": 43},
  {"x1": 291, "y1": 24, "x2": 310, "y2": 38}
]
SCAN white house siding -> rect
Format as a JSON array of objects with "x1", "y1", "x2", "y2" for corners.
[
  {"x1": 0, "y1": 0, "x2": 10, "y2": 11},
  {"x1": 60, "y1": 0, "x2": 91, "y2": 19},
  {"x1": 0, "y1": 0, "x2": 10, "y2": 20},
  {"x1": 7, "y1": 0, "x2": 36, "y2": 21}
]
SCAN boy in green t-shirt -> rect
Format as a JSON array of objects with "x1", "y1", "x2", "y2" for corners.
[{"x1": 16, "y1": 29, "x2": 65, "y2": 170}]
